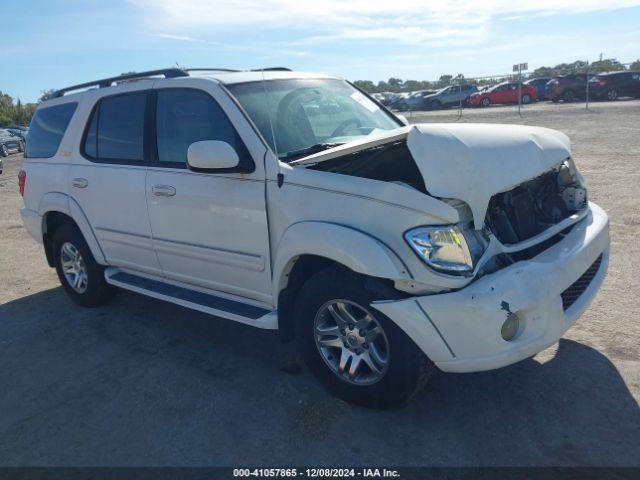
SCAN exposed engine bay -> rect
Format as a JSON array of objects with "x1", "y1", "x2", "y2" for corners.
[
  {"x1": 485, "y1": 162, "x2": 587, "y2": 244},
  {"x1": 307, "y1": 140, "x2": 427, "y2": 193}
]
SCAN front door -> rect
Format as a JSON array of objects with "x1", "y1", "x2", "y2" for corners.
[{"x1": 145, "y1": 86, "x2": 272, "y2": 304}]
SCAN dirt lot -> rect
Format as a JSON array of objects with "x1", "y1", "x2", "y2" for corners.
[{"x1": 1, "y1": 100, "x2": 639, "y2": 467}]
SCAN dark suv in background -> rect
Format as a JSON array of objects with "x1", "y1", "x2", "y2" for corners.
[
  {"x1": 546, "y1": 74, "x2": 590, "y2": 102},
  {"x1": 0, "y1": 129, "x2": 24, "y2": 157},
  {"x1": 589, "y1": 71, "x2": 640, "y2": 101}
]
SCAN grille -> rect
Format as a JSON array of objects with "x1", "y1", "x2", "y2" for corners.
[{"x1": 561, "y1": 254, "x2": 603, "y2": 311}]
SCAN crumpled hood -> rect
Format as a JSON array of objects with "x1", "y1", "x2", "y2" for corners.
[{"x1": 406, "y1": 123, "x2": 571, "y2": 228}]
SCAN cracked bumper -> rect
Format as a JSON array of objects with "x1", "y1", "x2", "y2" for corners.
[{"x1": 372, "y1": 202, "x2": 610, "y2": 373}]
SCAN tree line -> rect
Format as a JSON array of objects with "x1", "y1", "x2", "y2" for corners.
[
  {"x1": 0, "y1": 93, "x2": 37, "y2": 128},
  {"x1": 354, "y1": 57, "x2": 640, "y2": 93}
]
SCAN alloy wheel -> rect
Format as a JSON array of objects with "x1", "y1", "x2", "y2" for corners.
[
  {"x1": 314, "y1": 299, "x2": 390, "y2": 385},
  {"x1": 607, "y1": 89, "x2": 618, "y2": 101},
  {"x1": 60, "y1": 242, "x2": 89, "y2": 293}
]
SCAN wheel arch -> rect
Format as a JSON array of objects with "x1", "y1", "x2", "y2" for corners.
[
  {"x1": 273, "y1": 222, "x2": 412, "y2": 342},
  {"x1": 40, "y1": 193, "x2": 106, "y2": 267}
]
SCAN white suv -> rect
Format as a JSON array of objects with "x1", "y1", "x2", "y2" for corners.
[{"x1": 19, "y1": 68, "x2": 609, "y2": 408}]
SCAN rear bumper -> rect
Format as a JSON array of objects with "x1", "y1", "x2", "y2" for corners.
[
  {"x1": 20, "y1": 208, "x2": 43, "y2": 244},
  {"x1": 372, "y1": 202, "x2": 609, "y2": 373}
]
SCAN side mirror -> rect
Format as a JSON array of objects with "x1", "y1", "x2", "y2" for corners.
[
  {"x1": 187, "y1": 140, "x2": 239, "y2": 171},
  {"x1": 396, "y1": 114, "x2": 410, "y2": 126}
]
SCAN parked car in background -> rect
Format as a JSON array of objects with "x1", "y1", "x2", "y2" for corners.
[
  {"x1": 0, "y1": 128, "x2": 24, "y2": 156},
  {"x1": 546, "y1": 74, "x2": 590, "y2": 102},
  {"x1": 394, "y1": 89, "x2": 437, "y2": 111},
  {"x1": 388, "y1": 92, "x2": 411, "y2": 110},
  {"x1": 523, "y1": 77, "x2": 551, "y2": 100},
  {"x1": 422, "y1": 84, "x2": 478, "y2": 109},
  {"x1": 6, "y1": 127, "x2": 28, "y2": 142},
  {"x1": 468, "y1": 81, "x2": 537, "y2": 107},
  {"x1": 588, "y1": 71, "x2": 640, "y2": 101}
]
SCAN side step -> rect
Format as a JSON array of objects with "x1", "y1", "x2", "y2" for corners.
[{"x1": 105, "y1": 269, "x2": 277, "y2": 329}]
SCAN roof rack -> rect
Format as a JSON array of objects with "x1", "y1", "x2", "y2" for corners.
[
  {"x1": 186, "y1": 68, "x2": 241, "y2": 72},
  {"x1": 52, "y1": 68, "x2": 189, "y2": 98},
  {"x1": 251, "y1": 67, "x2": 292, "y2": 72}
]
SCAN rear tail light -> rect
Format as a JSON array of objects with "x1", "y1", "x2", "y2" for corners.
[
  {"x1": 18, "y1": 170, "x2": 26, "y2": 197},
  {"x1": 597, "y1": 79, "x2": 607, "y2": 85}
]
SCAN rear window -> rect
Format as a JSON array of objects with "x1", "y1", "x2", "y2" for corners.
[{"x1": 25, "y1": 102, "x2": 77, "y2": 158}]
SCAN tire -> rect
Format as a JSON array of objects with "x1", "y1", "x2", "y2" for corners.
[
  {"x1": 18, "y1": 142, "x2": 24, "y2": 153},
  {"x1": 429, "y1": 100, "x2": 441, "y2": 110},
  {"x1": 0, "y1": 145, "x2": 7, "y2": 157},
  {"x1": 521, "y1": 94, "x2": 531, "y2": 104},
  {"x1": 606, "y1": 88, "x2": 618, "y2": 101},
  {"x1": 562, "y1": 90, "x2": 575, "y2": 102},
  {"x1": 294, "y1": 266, "x2": 434, "y2": 409},
  {"x1": 52, "y1": 223, "x2": 116, "y2": 307},
  {"x1": 481, "y1": 97, "x2": 490, "y2": 108}
]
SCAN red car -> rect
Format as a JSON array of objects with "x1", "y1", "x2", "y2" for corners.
[{"x1": 468, "y1": 81, "x2": 538, "y2": 107}]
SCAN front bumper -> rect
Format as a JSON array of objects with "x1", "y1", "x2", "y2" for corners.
[{"x1": 372, "y1": 202, "x2": 610, "y2": 373}]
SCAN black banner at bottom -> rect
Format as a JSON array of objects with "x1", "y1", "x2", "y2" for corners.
[{"x1": 0, "y1": 467, "x2": 638, "y2": 480}]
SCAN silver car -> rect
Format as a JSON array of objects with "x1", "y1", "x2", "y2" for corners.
[{"x1": 423, "y1": 84, "x2": 478, "y2": 109}]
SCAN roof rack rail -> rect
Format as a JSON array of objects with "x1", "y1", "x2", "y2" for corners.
[
  {"x1": 251, "y1": 67, "x2": 291, "y2": 72},
  {"x1": 186, "y1": 68, "x2": 241, "y2": 72},
  {"x1": 52, "y1": 68, "x2": 189, "y2": 98}
]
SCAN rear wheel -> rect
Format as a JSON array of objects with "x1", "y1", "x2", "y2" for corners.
[
  {"x1": 562, "y1": 90, "x2": 576, "y2": 102},
  {"x1": 294, "y1": 267, "x2": 434, "y2": 408},
  {"x1": 52, "y1": 223, "x2": 116, "y2": 307},
  {"x1": 481, "y1": 97, "x2": 491, "y2": 108},
  {"x1": 0, "y1": 145, "x2": 7, "y2": 157},
  {"x1": 521, "y1": 94, "x2": 531, "y2": 104},
  {"x1": 606, "y1": 88, "x2": 618, "y2": 101}
]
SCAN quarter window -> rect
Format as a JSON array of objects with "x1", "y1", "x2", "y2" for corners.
[
  {"x1": 83, "y1": 92, "x2": 147, "y2": 162},
  {"x1": 155, "y1": 88, "x2": 249, "y2": 166},
  {"x1": 25, "y1": 102, "x2": 77, "y2": 158}
]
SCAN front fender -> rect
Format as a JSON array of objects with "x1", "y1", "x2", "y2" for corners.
[{"x1": 273, "y1": 221, "x2": 412, "y2": 300}]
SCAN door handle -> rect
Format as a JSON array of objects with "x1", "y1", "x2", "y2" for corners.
[
  {"x1": 72, "y1": 178, "x2": 88, "y2": 188},
  {"x1": 152, "y1": 185, "x2": 176, "y2": 197}
]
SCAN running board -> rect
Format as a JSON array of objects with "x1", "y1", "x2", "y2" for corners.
[{"x1": 104, "y1": 269, "x2": 277, "y2": 329}]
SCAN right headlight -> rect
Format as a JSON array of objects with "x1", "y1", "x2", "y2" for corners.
[{"x1": 404, "y1": 225, "x2": 488, "y2": 276}]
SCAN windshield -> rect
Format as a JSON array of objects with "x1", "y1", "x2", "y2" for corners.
[{"x1": 226, "y1": 78, "x2": 401, "y2": 162}]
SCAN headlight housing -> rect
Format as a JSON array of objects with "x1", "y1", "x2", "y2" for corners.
[{"x1": 404, "y1": 225, "x2": 488, "y2": 276}]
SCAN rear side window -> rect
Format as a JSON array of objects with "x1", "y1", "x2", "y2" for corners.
[
  {"x1": 83, "y1": 92, "x2": 147, "y2": 162},
  {"x1": 155, "y1": 88, "x2": 251, "y2": 167},
  {"x1": 25, "y1": 102, "x2": 77, "y2": 158}
]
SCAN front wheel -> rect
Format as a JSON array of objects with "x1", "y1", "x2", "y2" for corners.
[
  {"x1": 521, "y1": 94, "x2": 531, "y2": 104},
  {"x1": 606, "y1": 88, "x2": 618, "y2": 101},
  {"x1": 481, "y1": 97, "x2": 491, "y2": 108},
  {"x1": 562, "y1": 90, "x2": 576, "y2": 102},
  {"x1": 0, "y1": 145, "x2": 7, "y2": 157},
  {"x1": 53, "y1": 223, "x2": 116, "y2": 307},
  {"x1": 294, "y1": 267, "x2": 434, "y2": 408}
]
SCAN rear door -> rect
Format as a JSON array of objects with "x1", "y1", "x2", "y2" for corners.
[
  {"x1": 145, "y1": 82, "x2": 272, "y2": 304},
  {"x1": 69, "y1": 87, "x2": 162, "y2": 275}
]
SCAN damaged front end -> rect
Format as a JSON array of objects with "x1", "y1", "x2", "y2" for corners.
[{"x1": 299, "y1": 123, "x2": 590, "y2": 280}]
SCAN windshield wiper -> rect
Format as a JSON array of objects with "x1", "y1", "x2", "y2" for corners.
[{"x1": 279, "y1": 142, "x2": 344, "y2": 162}]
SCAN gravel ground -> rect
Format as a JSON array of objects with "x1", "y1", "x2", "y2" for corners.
[{"x1": 0, "y1": 100, "x2": 639, "y2": 467}]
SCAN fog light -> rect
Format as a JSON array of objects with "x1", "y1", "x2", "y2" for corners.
[{"x1": 501, "y1": 313, "x2": 520, "y2": 341}]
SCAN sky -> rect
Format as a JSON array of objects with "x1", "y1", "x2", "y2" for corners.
[{"x1": 2, "y1": 0, "x2": 640, "y2": 103}]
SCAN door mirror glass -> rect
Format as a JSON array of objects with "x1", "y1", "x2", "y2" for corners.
[{"x1": 187, "y1": 140, "x2": 240, "y2": 171}]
